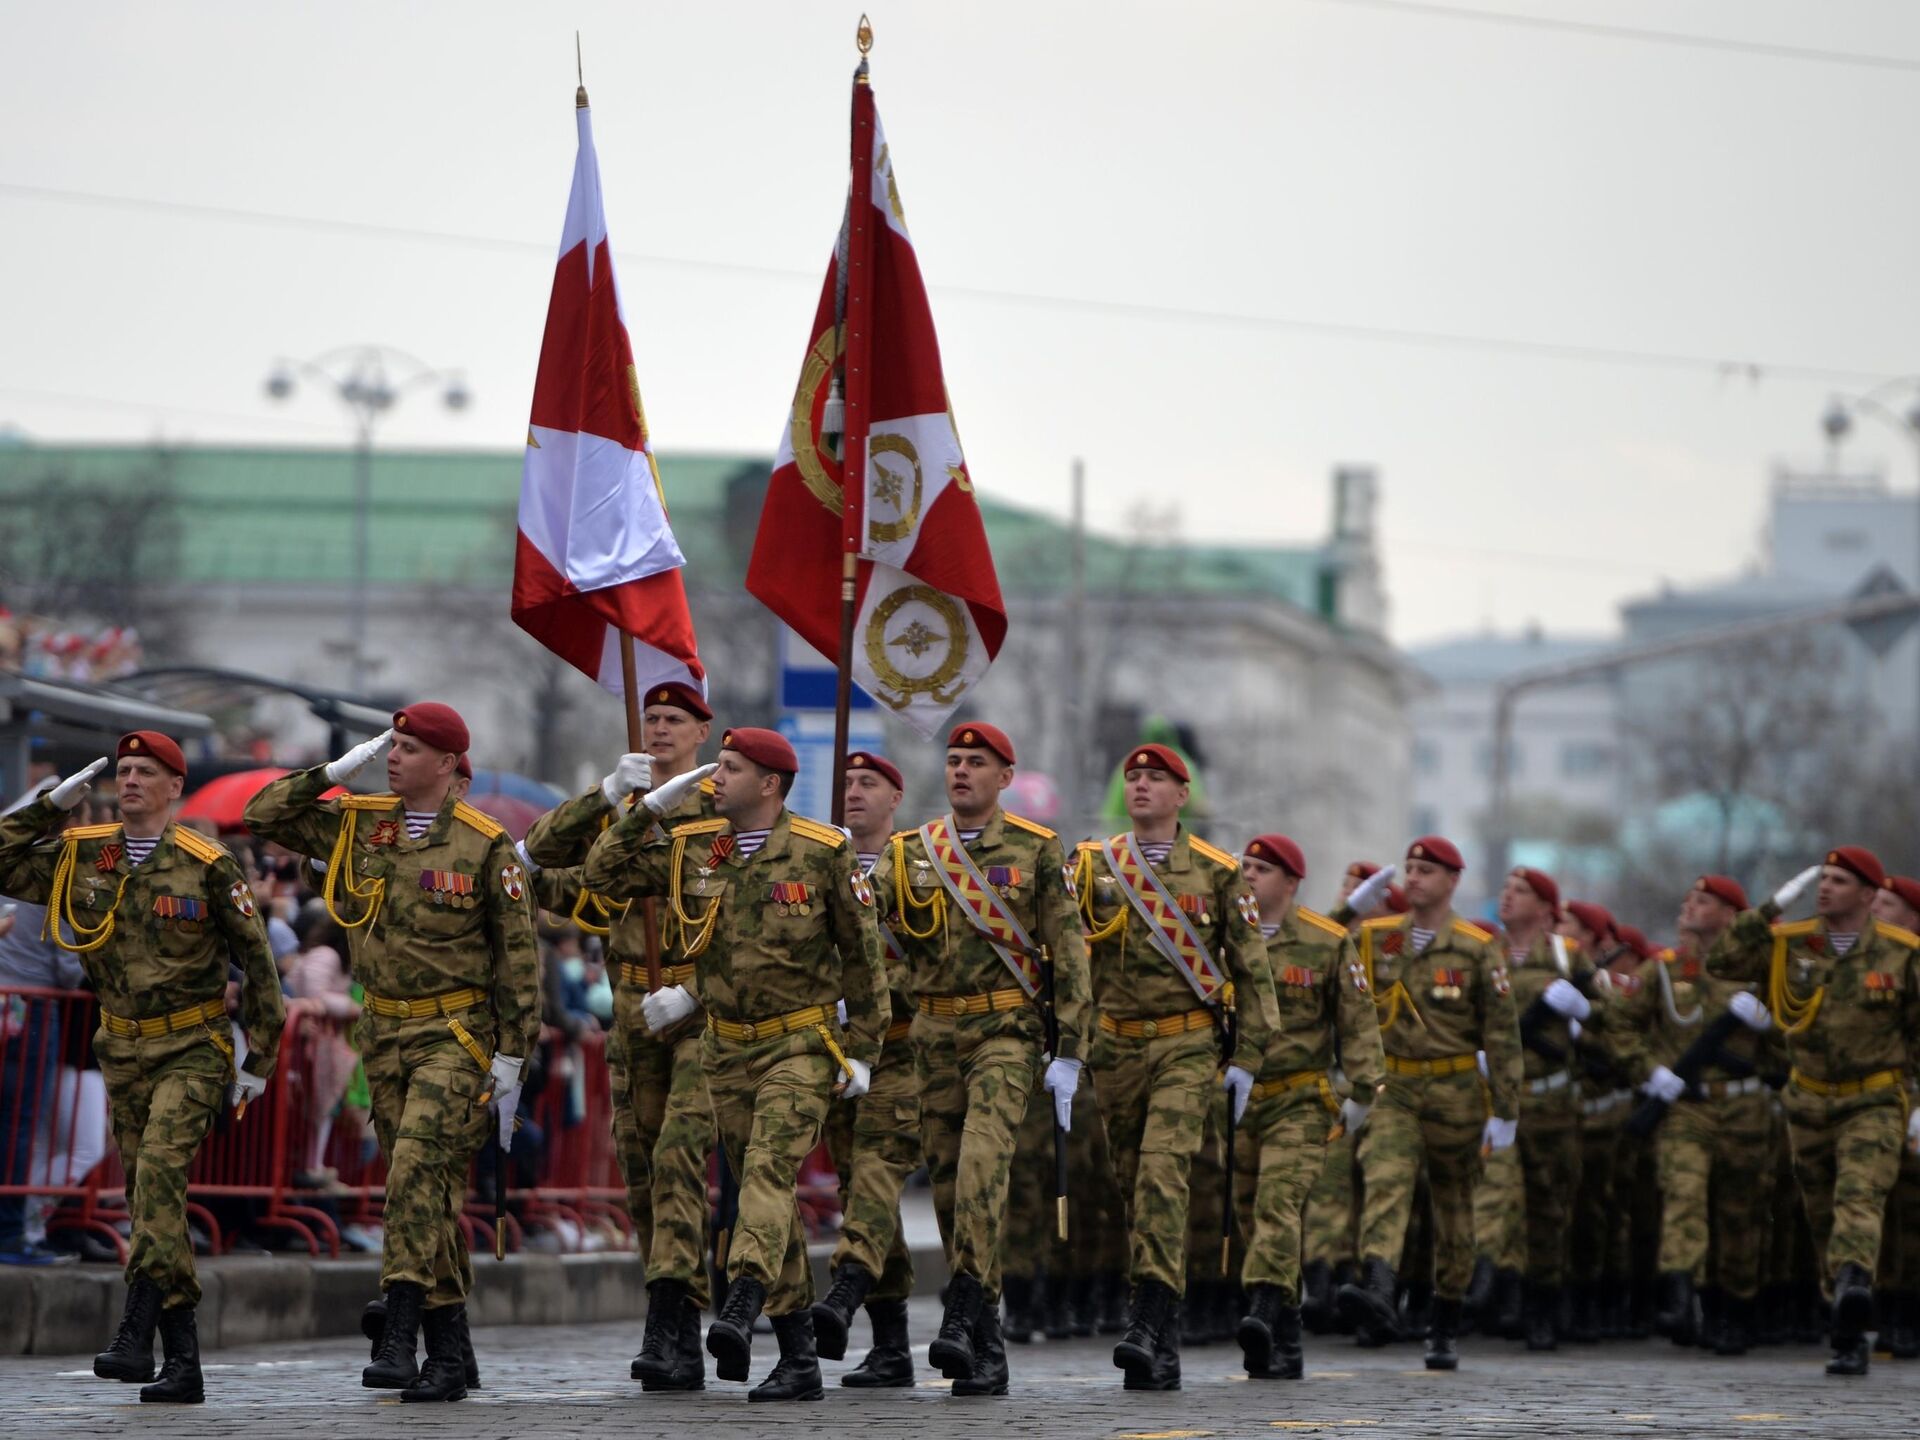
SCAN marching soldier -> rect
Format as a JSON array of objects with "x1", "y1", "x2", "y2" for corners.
[
  {"x1": 245, "y1": 704, "x2": 539, "y2": 1402},
  {"x1": 1232, "y1": 834, "x2": 1383, "y2": 1380},
  {"x1": 0, "y1": 734, "x2": 284, "y2": 1404},
  {"x1": 811, "y1": 751, "x2": 922, "y2": 1387},
  {"x1": 582, "y1": 728, "x2": 887, "y2": 1401},
  {"x1": 1074, "y1": 743, "x2": 1280, "y2": 1390},
  {"x1": 520, "y1": 680, "x2": 717, "y2": 1391},
  {"x1": 1871, "y1": 875, "x2": 1920, "y2": 1358},
  {"x1": 1709, "y1": 848, "x2": 1920, "y2": 1376},
  {"x1": 1336, "y1": 836, "x2": 1523, "y2": 1370},
  {"x1": 872, "y1": 721, "x2": 1092, "y2": 1397}
]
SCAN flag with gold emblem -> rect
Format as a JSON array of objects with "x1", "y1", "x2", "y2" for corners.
[{"x1": 746, "y1": 66, "x2": 1004, "y2": 737}]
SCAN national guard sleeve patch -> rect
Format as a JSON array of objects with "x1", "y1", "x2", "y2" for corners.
[
  {"x1": 1348, "y1": 960, "x2": 1370, "y2": 994},
  {"x1": 1061, "y1": 863, "x2": 1078, "y2": 901},
  {"x1": 1237, "y1": 893, "x2": 1261, "y2": 927},
  {"x1": 850, "y1": 870, "x2": 875, "y2": 908},
  {"x1": 1491, "y1": 965, "x2": 1511, "y2": 996},
  {"x1": 229, "y1": 881, "x2": 256, "y2": 919},
  {"x1": 501, "y1": 863, "x2": 527, "y2": 902}
]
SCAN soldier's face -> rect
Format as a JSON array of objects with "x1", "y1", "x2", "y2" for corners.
[
  {"x1": 843, "y1": 771, "x2": 901, "y2": 836},
  {"x1": 1816, "y1": 865, "x2": 1870, "y2": 921},
  {"x1": 1498, "y1": 873, "x2": 1550, "y2": 929},
  {"x1": 643, "y1": 705, "x2": 710, "y2": 769},
  {"x1": 1123, "y1": 767, "x2": 1188, "y2": 826},
  {"x1": 945, "y1": 749, "x2": 1011, "y2": 815},
  {"x1": 1872, "y1": 887, "x2": 1920, "y2": 931},
  {"x1": 1241, "y1": 853, "x2": 1297, "y2": 917},
  {"x1": 114, "y1": 756, "x2": 182, "y2": 824},
  {"x1": 1556, "y1": 915, "x2": 1598, "y2": 949},
  {"x1": 712, "y1": 751, "x2": 779, "y2": 819},
  {"x1": 387, "y1": 734, "x2": 454, "y2": 799},
  {"x1": 1401, "y1": 857, "x2": 1458, "y2": 909},
  {"x1": 1339, "y1": 868, "x2": 1367, "y2": 901},
  {"x1": 1677, "y1": 888, "x2": 1724, "y2": 937}
]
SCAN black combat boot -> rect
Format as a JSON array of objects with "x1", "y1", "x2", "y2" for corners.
[
  {"x1": 1833, "y1": 1262, "x2": 1875, "y2": 1344},
  {"x1": 1300, "y1": 1260, "x2": 1336, "y2": 1334},
  {"x1": 1402, "y1": 1281, "x2": 1434, "y2": 1346},
  {"x1": 929, "y1": 1272, "x2": 984, "y2": 1379},
  {"x1": 1179, "y1": 1282, "x2": 1208, "y2": 1347},
  {"x1": 1071, "y1": 1273, "x2": 1099, "y2": 1337},
  {"x1": 809, "y1": 1263, "x2": 874, "y2": 1363},
  {"x1": 138, "y1": 1306, "x2": 204, "y2": 1404},
  {"x1": 401, "y1": 1304, "x2": 468, "y2": 1402},
  {"x1": 706, "y1": 1274, "x2": 766, "y2": 1383},
  {"x1": 360, "y1": 1293, "x2": 387, "y2": 1361},
  {"x1": 1754, "y1": 1284, "x2": 1789, "y2": 1346},
  {"x1": 841, "y1": 1298, "x2": 914, "y2": 1388},
  {"x1": 640, "y1": 1282, "x2": 705, "y2": 1392},
  {"x1": 1424, "y1": 1296, "x2": 1461, "y2": 1371},
  {"x1": 748, "y1": 1310, "x2": 824, "y2": 1402},
  {"x1": 1697, "y1": 1287, "x2": 1725, "y2": 1352},
  {"x1": 1492, "y1": 1267, "x2": 1524, "y2": 1340},
  {"x1": 95, "y1": 1274, "x2": 162, "y2": 1382},
  {"x1": 1114, "y1": 1279, "x2": 1180, "y2": 1388},
  {"x1": 1828, "y1": 1332, "x2": 1871, "y2": 1376},
  {"x1": 1887, "y1": 1292, "x2": 1920, "y2": 1359},
  {"x1": 1715, "y1": 1293, "x2": 1752, "y2": 1356},
  {"x1": 1525, "y1": 1283, "x2": 1559, "y2": 1352},
  {"x1": 634, "y1": 1277, "x2": 689, "y2": 1380},
  {"x1": 1462, "y1": 1256, "x2": 1496, "y2": 1336},
  {"x1": 1654, "y1": 1270, "x2": 1695, "y2": 1344},
  {"x1": 1335, "y1": 1257, "x2": 1399, "y2": 1344},
  {"x1": 363, "y1": 1280, "x2": 424, "y2": 1388},
  {"x1": 1568, "y1": 1283, "x2": 1599, "y2": 1343},
  {"x1": 450, "y1": 1305, "x2": 480, "y2": 1389},
  {"x1": 1329, "y1": 1260, "x2": 1360, "y2": 1334},
  {"x1": 1272, "y1": 1301, "x2": 1304, "y2": 1379},
  {"x1": 1041, "y1": 1271, "x2": 1073, "y2": 1339},
  {"x1": 1096, "y1": 1270, "x2": 1127, "y2": 1333},
  {"x1": 1002, "y1": 1274, "x2": 1036, "y2": 1344},
  {"x1": 1237, "y1": 1283, "x2": 1284, "y2": 1375},
  {"x1": 953, "y1": 1304, "x2": 1009, "y2": 1396}
]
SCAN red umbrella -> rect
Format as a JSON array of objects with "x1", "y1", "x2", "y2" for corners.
[{"x1": 178, "y1": 768, "x2": 345, "y2": 832}]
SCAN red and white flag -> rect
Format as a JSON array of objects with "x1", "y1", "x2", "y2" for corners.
[
  {"x1": 746, "y1": 74, "x2": 1005, "y2": 737},
  {"x1": 512, "y1": 95, "x2": 702, "y2": 698}
]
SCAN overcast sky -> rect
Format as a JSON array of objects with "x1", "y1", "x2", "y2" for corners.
[{"x1": 5, "y1": 0, "x2": 1919, "y2": 647}]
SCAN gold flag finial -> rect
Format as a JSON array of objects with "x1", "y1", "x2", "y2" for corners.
[
  {"x1": 857, "y1": 14, "x2": 873, "y2": 55},
  {"x1": 576, "y1": 31, "x2": 587, "y2": 108}
]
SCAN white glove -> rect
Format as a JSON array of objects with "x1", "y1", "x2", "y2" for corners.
[
  {"x1": 1771, "y1": 864, "x2": 1822, "y2": 911},
  {"x1": 48, "y1": 758, "x2": 109, "y2": 811},
  {"x1": 1045, "y1": 1057, "x2": 1082, "y2": 1130},
  {"x1": 1644, "y1": 1065, "x2": 1686, "y2": 1103},
  {"x1": 1476, "y1": 1050, "x2": 1488, "y2": 1078},
  {"x1": 1568, "y1": 1018, "x2": 1583, "y2": 1041},
  {"x1": 488, "y1": 1054, "x2": 525, "y2": 1151},
  {"x1": 1222, "y1": 1064, "x2": 1255, "y2": 1123},
  {"x1": 1908, "y1": 1109, "x2": 1920, "y2": 1154},
  {"x1": 836, "y1": 998, "x2": 849, "y2": 1028},
  {"x1": 838, "y1": 1057, "x2": 872, "y2": 1100},
  {"x1": 513, "y1": 839, "x2": 542, "y2": 876},
  {"x1": 600, "y1": 752, "x2": 654, "y2": 807},
  {"x1": 1340, "y1": 1097, "x2": 1372, "y2": 1134},
  {"x1": 1544, "y1": 978, "x2": 1591, "y2": 1020},
  {"x1": 1728, "y1": 991, "x2": 1772, "y2": 1032},
  {"x1": 1481, "y1": 1115, "x2": 1518, "y2": 1152},
  {"x1": 325, "y1": 728, "x2": 394, "y2": 784},
  {"x1": 230, "y1": 1067, "x2": 268, "y2": 1109},
  {"x1": 640, "y1": 984, "x2": 697, "y2": 1036},
  {"x1": 643, "y1": 762, "x2": 719, "y2": 816},
  {"x1": 1348, "y1": 864, "x2": 1396, "y2": 913}
]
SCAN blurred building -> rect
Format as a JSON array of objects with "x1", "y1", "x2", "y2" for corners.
[{"x1": 0, "y1": 445, "x2": 1420, "y2": 885}]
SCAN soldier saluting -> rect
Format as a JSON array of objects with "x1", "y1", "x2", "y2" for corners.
[
  {"x1": 0, "y1": 732, "x2": 285, "y2": 1405},
  {"x1": 244, "y1": 704, "x2": 539, "y2": 1402}
]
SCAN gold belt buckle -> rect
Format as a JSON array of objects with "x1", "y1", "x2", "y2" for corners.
[
  {"x1": 739, "y1": 1021, "x2": 759, "y2": 1042},
  {"x1": 952, "y1": 995, "x2": 971, "y2": 1015},
  {"x1": 1141, "y1": 1019, "x2": 1160, "y2": 1038}
]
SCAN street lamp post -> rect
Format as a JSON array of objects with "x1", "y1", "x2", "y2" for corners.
[{"x1": 263, "y1": 346, "x2": 470, "y2": 693}]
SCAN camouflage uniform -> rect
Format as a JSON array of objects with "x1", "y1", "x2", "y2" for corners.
[
  {"x1": 0, "y1": 799, "x2": 284, "y2": 1309},
  {"x1": 1472, "y1": 1144, "x2": 1526, "y2": 1276},
  {"x1": 873, "y1": 809, "x2": 1089, "y2": 1305},
  {"x1": 1075, "y1": 827, "x2": 1279, "y2": 1296},
  {"x1": 1352, "y1": 912, "x2": 1523, "y2": 1299},
  {"x1": 1005, "y1": 1071, "x2": 1125, "y2": 1315},
  {"x1": 1567, "y1": 960, "x2": 1641, "y2": 1309},
  {"x1": 244, "y1": 770, "x2": 539, "y2": 1306},
  {"x1": 524, "y1": 782, "x2": 717, "y2": 1305},
  {"x1": 583, "y1": 806, "x2": 886, "y2": 1314},
  {"x1": 1236, "y1": 907, "x2": 1383, "y2": 1300},
  {"x1": 1711, "y1": 907, "x2": 1920, "y2": 1289}
]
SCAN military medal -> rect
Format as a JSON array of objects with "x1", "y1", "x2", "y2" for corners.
[
  {"x1": 986, "y1": 866, "x2": 1022, "y2": 899},
  {"x1": 369, "y1": 819, "x2": 401, "y2": 848},
  {"x1": 769, "y1": 881, "x2": 812, "y2": 916}
]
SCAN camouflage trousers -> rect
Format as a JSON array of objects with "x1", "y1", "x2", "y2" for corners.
[
  {"x1": 1185, "y1": 1086, "x2": 1229, "y2": 1284},
  {"x1": 1473, "y1": 1140, "x2": 1525, "y2": 1273},
  {"x1": 1763, "y1": 1100, "x2": 1814, "y2": 1294},
  {"x1": 1515, "y1": 1091, "x2": 1581, "y2": 1285},
  {"x1": 1655, "y1": 1091, "x2": 1770, "y2": 1297},
  {"x1": 704, "y1": 1031, "x2": 835, "y2": 1316},
  {"x1": 359, "y1": 1011, "x2": 494, "y2": 1306},
  {"x1": 96, "y1": 1025, "x2": 233, "y2": 1309},
  {"x1": 1569, "y1": 1096, "x2": 1631, "y2": 1286},
  {"x1": 1356, "y1": 1069, "x2": 1488, "y2": 1299},
  {"x1": 1234, "y1": 1080, "x2": 1338, "y2": 1297},
  {"x1": 824, "y1": 1029, "x2": 919, "y2": 1302},
  {"x1": 1877, "y1": 1150, "x2": 1920, "y2": 1292},
  {"x1": 912, "y1": 1009, "x2": 1041, "y2": 1302},
  {"x1": 1785, "y1": 1089, "x2": 1905, "y2": 1285},
  {"x1": 1005, "y1": 1068, "x2": 1125, "y2": 1282},
  {"x1": 1301, "y1": 1130, "x2": 1360, "y2": 1269},
  {"x1": 1092, "y1": 1028, "x2": 1217, "y2": 1295},
  {"x1": 608, "y1": 993, "x2": 714, "y2": 1305}
]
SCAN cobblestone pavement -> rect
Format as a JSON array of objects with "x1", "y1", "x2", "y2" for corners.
[{"x1": 5, "y1": 1298, "x2": 1916, "y2": 1438}]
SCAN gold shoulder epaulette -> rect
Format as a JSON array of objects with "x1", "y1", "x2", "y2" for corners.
[
  {"x1": 63, "y1": 822, "x2": 123, "y2": 842},
  {"x1": 1773, "y1": 917, "x2": 1820, "y2": 938},
  {"x1": 1076, "y1": 838, "x2": 1101, "y2": 853},
  {"x1": 1189, "y1": 835, "x2": 1239, "y2": 870},
  {"x1": 672, "y1": 817, "x2": 728, "y2": 838},
  {"x1": 453, "y1": 801, "x2": 505, "y2": 840},
  {"x1": 788, "y1": 816, "x2": 847, "y2": 848},
  {"x1": 1877, "y1": 921, "x2": 1920, "y2": 949},
  {"x1": 1563, "y1": 936, "x2": 1583, "y2": 955},
  {"x1": 1452, "y1": 918, "x2": 1493, "y2": 943},
  {"x1": 698, "y1": 777, "x2": 716, "y2": 795},
  {"x1": 1296, "y1": 906, "x2": 1348, "y2": 940},
  {"x1": 1004, "y1": 812, "x2": 1057, "y2": 840},
  {"x1": 1360, "y1": 914, "x2": 1403, "y2": 932},
  {"x1": 340, "y1": 793, "x2": 400, "y2": 812},
  {"x1": 169, "y1": 827, "x2": 228, "y2": 864}
]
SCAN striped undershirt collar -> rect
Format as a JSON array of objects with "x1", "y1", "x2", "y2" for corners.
[
  {"x1": 857, "y1": 851, "x2": 880, "y2": 873},
  {"x1": 404, "y1": 810, "x2": 437, "y2": 839},
  {"x1": 1139, "y1": 840, "x2": 1174, "y2": 865},
  {"x1": 1410, "y1": 926, "x2": 1437, "y2": 953},
  {"x1": 733, "y1": 828, "x2": 772, "y2": 859},
  {"x1": 958, "y1": 828, "x2": 983, "y2": 843},
  {"x1": 1828, "y1": 932, "x2": 1858, "y2": 955},
  {"x1": 122, "y1": 834, "x2": 162, "y2": 866},
  {"x1": 1260, "y1": 922, "x2": 1280, "y2": 940}
]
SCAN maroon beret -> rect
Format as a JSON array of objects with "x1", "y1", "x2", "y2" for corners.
[
  {"x1": 393, "y1": 702, "x2": 469, "y2": 755},
  {"x1": 1346, "y1": 860, "x2": 1381, "y2": 883},
  {"x1": 1614, "y1": 924, "x2": 1655, "y2": 961},
  {"x1": 1245, "y1": 833, "x2": 1306, "y2": 879},
  {"x1": 1694, "y1": 875, "x2": 1749, "y2": 911},
  {"x1": 1406, "y1": 835, "x2": 1464, "y2": 871},
  {"x1": 1564, "y1": 900, "x2": 1615, "y2": 942},
  {"x1": 118, "y1": 730, "x2": 186, "y2": 779},
  {"x1": 1827, "y1": 845, "x2": 1886, "y2": 890},
  {"x1": 1882, "y1": 876, "x2": 1920, "y2": 919},
  {"x1": 947, "y1": 721, "x2": 1015, "y2": 766},
  {"x1": 456, "y1": 754, "x2": 473, "y2": 782},
  {"x1": 1511, "y1": 866, "x2": 1560, "y2": 915},
  {"x1": 641, "y1": 680, "x2": 712, "y2": 723},
  {"x1": 721, "y1": 726, "x2": 797, "y2": 776},
  {"x1": 845, "y1": 751, "x2": 903, "y2": 791},
  {"x1": 1122, "y1": 743, "x2": 1190, "y2": 783}
]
